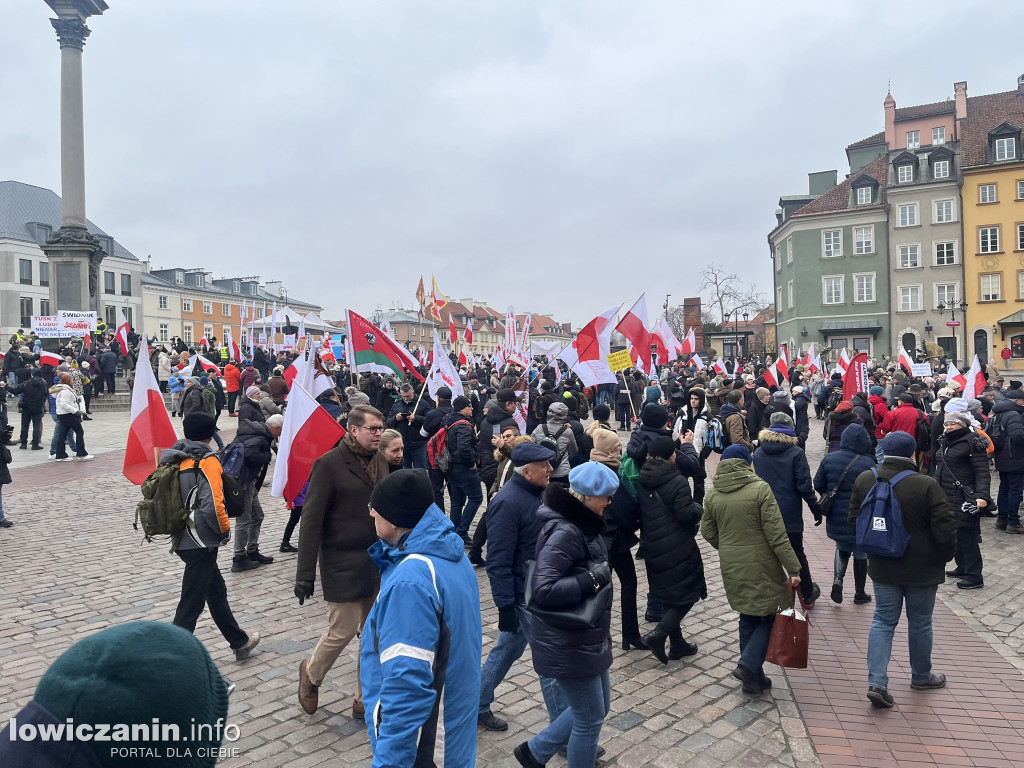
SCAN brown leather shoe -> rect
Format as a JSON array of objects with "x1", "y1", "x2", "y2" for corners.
[
  {"x1": 298, "y1": 659, "x2": 319, "y2": 714},
  {"x1": 352, "y1": 700, "x2": 365, "y2": 718}
]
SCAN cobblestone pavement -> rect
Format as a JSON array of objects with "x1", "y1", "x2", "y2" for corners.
[{"x1": 1, "y1": 408, "x2": 1022, "y2": 766}]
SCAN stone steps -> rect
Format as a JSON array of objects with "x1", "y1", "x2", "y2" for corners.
[{"x1": 88, "y1": 391, "x2": 173, "y2": 412}]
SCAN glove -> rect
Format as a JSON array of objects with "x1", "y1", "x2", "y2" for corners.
[
  {"x1": 813, "y1": 511, "x2": 823, "y2": 526},
  {"x1": 589, "y1": 562, "x2": 612, "y2": 589},
  {"x1": 294, "y1": 580, "x2": 314, "y2": 606},
  {"x1": 497, "y1": 605, "x2": 519, "y2": 633}
]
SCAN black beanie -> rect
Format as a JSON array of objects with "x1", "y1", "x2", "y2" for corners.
[
  {"x1": 648, "y1": 435, "x2": 676, "y2": 460},
  {"x1": 370, "y1": 469, "x2": 435, "y2": 529},
  {"x1": 452, "y1": 395, "x2": 472, "y2": 411},
  {"x1": 592, "y1": 404, "x2": 611, "y2": 421},
  {"x1": 642, "y1": 404, "x2": 670, "y2": 428},
  {"x1": 183, "y1": 411, "x2": 217, "y2": 441}
]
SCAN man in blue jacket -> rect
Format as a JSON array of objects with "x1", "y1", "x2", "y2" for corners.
[{"x1": 362, "y1": 469, "x2": 481, "y2": 768}]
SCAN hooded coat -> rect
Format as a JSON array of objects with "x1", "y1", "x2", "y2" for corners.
[
  {"x1": 813, "y1": 424, "x2": 876, "y2": 553},
  {"x1": 637, "y1": 457, "x2": 706, "y2": 606},
  {"x1": 931, "y1": 426, "x2": 992, "y2": 525},
  {"x1": 989, "y1": 398, "x2": 1024, "y2": 473},
  {"x1": 529, "y1": 483, "x2": 612, "y2": 680},
  {"x1": 477, "y1": 399, "x2": 516, "y2": 486},
  {"x1": 673, "y1": 389, "x2": 709, "y2": 456},
  {"x1": 531, "y1": 402, "x2": 578, "y2": 479},
  {"x1": 484, "y1": 472, "x2": 548, "y2": 608},
  {"x1": 753, "y1": 428, "x2": 822, "y2": 532},
  {"x1": 361, "y1": 505, "x2": 482, "y2": 768},
  {"x1": 850, "y1": 394, "x2": 876, "y2": 439},
  {"x1": 701, "y1": 459, "x2": 802, "y2": 616},
  {"x1": 160, "y1": 439, "x2": 230, "y2": 551},
  {"x1": 719, "y1": 402, "x2": 752, "y2": 450},
  {"x1": 233, "y1": 418, "x2": 274, "y2": 490},
  {"x1": 824, "y1": 409, "x2": 864, "y2": 453},
  {"x1": 868, "y1": 394, "x2": 889, "y2": 439}
]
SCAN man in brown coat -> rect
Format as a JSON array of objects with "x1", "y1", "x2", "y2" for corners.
[
  {"x1": 720, "y1": 389, "x2": 753, "y2": 451},
  {"x1": 295, "y1": 404, "x2": 389, "y2": 717}
]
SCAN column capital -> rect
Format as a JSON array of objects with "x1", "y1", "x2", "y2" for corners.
[{"x1": 50, "y1": 17, "x2": 91, "y2": 49}]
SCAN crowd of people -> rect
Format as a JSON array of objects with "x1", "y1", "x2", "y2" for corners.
[{"x1": 2, "y1": 328, "x2": 1020, "y2": 766}]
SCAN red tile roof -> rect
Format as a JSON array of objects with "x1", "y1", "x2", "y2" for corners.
[
  {"x1": 791, "y1": 156, "x2": 888, "y2": 218},
  {"x1": 846, "y1": 131, "x2": 885, "y2": 150},
  {"x1": 894, "y1": 99, "x2": 955, "y2": 122},
  {"x1": 961, "y1": 89, "x2": 1024, "y2": 168}
]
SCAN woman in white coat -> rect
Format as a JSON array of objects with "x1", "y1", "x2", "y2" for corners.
[{"x1": 50, "y1": 373, "x2": 91, "y2": 461}]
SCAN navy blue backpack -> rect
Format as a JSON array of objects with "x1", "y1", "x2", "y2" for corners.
[{"x1": 855, "y1": 469, "x2": 915, "y2": 558}]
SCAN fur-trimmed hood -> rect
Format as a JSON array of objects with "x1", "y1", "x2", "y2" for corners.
[
  {"x1": 757, "y1": 427, "x2": 799, "y2": 448},
  {"x1": 538, "y1": 481, "x2": 606, "y2": 536}
]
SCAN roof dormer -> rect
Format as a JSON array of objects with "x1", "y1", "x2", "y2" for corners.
[
  {"x1": 850, "y1": 173, "x2": 879, "y2": 206},
  {"x1": 989, "y1": 121, "x2": 1022, "y2": 163},
  {"x1": 891, "y1": 150, "x2": 918, "y2": 184}
]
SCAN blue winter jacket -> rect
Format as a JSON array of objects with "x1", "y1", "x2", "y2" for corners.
[
  {"x1": 361, "y1": 504, "x2": 481, "y2": 768},
  {"x1": 753, "y1": 426, "x2": 823, "y2": 533},
  {"x1": 484, "y1": 472, "x2": 547, "y2": 608},
  {"x1": 169, "y1": 372, "x2": 185, "y2": 394},
  {"x1": 813, "y1": 424, "x2": 875, "y2": 552}
]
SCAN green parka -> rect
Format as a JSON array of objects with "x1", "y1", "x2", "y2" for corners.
[{"x1": 701, "y1": 458, "x2": 802, "y2": 616}]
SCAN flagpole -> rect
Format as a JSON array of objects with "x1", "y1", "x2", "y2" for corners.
[{"x1": 620, "y1": 371, "x2": 642, "y2": 426}]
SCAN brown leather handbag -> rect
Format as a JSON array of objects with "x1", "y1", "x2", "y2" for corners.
[{"x1": 766, "y1": 584, "x2": 809, "y2": 669}]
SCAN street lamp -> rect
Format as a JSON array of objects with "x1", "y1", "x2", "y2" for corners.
[
  {"x1": 663, "y1": 294, "x2": 671, "y2": 322},
  {"x1": 723, "y1": 308, "x2": 749, "y2": 367},
  {"x1": 937, "y1": 298, "x2": 968, "y2": 365}
]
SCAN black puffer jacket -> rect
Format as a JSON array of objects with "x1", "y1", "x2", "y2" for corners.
[
  {"x1": 931, "y1": 427, "x2": 992, "y2": 525},
  {"x1": 476, "y1": 399, "x2": 516, "y2": 487},
  {"x1": 234, "y1": 418, "x2": 273, "y2": 490},
  {"x1": 637, "y1": 458, "x2": 706, "y2": 606},
  {"x1": 850, "y1": 394, "x2": 876, "y2": 440},
  {"x1": 625, "y1": 424, "x2": 671, "y2": 468},
  {"x1": 529, "y1": 483, "x2": 612, "y2": 681},
  {"x1": 989, "y1": 399, "x2": 1024, "y2": 473},
  {"x1": 5, "y1": 377, "x2": 49, "y2": 415},
  {"x1": 753, "y1": 427, "x2": 822, "y2": 532},
  {"x1": 237, "y1": 396, "x2": 265, "y2": 424},
  {"x1": 443, "y1": 412, "x2": 477, "y2": 469}
]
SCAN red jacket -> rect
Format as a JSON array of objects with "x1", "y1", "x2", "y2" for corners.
[
  {"x1": 868, "y1": 394, "x2": 889, "y2": 439},
  {"x1": 879, "y1": 402, "x2": 920, "y2": 438},
  {"x1": 224, "y1": 363, "x2": 241, "y2": 393}
]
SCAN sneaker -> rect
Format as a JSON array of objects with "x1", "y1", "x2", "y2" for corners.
[
  {"x1": 231, "y1": 557, "x2": 260, "y2": 572},
  {"x1": 76, "y1": 454, "x2": 94, "y2": 460},
  {"x1": 298, "y1": 659, "x2": 319, "y2": 714},
  {"x1": 279, "y1": 542, "x2": 298, "y2": 553},
  {"x1": 0, "y1": 519, "x2": 13, "y2": 528},
  {"x1": 957, "y1": 579, "x2": 984, "y2": 590},
  {"x1": 478, "y1": 710, "x2": 508, "y2": 731},
  {"x1": 233, "y1": 632, "x2": 261, "y2": 661},
  {"x1": 47, "y1": 454, "x2": 56, "y2": 460},
  {"x1": 1006, "y1": 524, "x2": 1024, "y2": 534},
  {"x1": 867, "y1": 686, "x2": 894, "y2": 708},
  {"x1": 247, "y1": 550, "x2": 274, "y2": 564},
  {"x1": 910, "y1": 673, "x2": 946, "y2": 690}
]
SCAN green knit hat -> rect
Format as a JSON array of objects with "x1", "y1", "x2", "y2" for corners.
[{"x1": 34, "y1": 622, "x2": 231, "y2": 768}]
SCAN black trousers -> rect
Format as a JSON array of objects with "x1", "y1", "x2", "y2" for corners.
[
  {"x1": 19, "y1": 411, "x2": 42, "y2": 447},
  {"x1": 104, "y1": 373, "x2": 116, "y2": 394},
  {"x1": 173, "y1": 547, "x2": 248, "y2": 649},
  {"x1": 429, "y1": 468, "x2": 446, "y2": 512},
  {"x1": 282, "y1": 505, "x2": 302, "y2": 545},
  {"x1": 954, "y1": 518, "x2": 983, "y2": 583},
  {"x1": 692, "y1": 474, "x2": 705, "y2": 504},
  {"x1": 608, "y1": 545, "x2": 640, "y2": 638},
  {"x1": 787, "y1": 532, "x2": 814, "y2": 602},
  {"x1": 228, "y1": 390, "x2": 238, "y2": 414},
  {"x1": 469, "y1": 509, "x2": 487, "y2": 556},
  {"x1": 656, "y1": 600, "x2": 697, "y2": 640}
]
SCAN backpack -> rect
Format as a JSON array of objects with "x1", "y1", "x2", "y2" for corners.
[
  {"x1": 705, "y1": 415, "x2": 730, "y2": 454},
  {"x1": 537, "y1": 424, "x2": 569, "y2": 469},
  {"x1": 987, "y1": 413, "x2": 1008, "y2": 452},
  {"x1": 915, "y1": 412, "x2": 931, "y2": 453},
  {"x1": 219, "y1": 441, "x2": 252, "y2": 488},
  {"x1": 134, "y1": 460, "x2": 201, "y2": 544},
  {"x1": 825, "y1": 386, "x2": 844, "y2": 414},
  {"x1": 855, "y1": 468, "x2": 915, "y2": 558},
  {"x1": 618, "y1": 454, "x2": 640, "y2": 501},
  {"x1": 427, "y1": 423, "x2": 454, "y2": 472}
]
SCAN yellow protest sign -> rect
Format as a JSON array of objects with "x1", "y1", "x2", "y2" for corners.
[{"x1": 606, "y1": 349, "x2": 633, "y2": 372}]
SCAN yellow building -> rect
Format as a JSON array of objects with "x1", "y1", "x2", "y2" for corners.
[{"x1": 960, "y1": 80, "x2": 1024, "y2": 368}]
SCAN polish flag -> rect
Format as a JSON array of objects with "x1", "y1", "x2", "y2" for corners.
[
  {"x1": 616, "y1": 295, "x2": 652, "y2": 372},
  {"x1": 458, "y1": 349, "x2": 468, "y2": 367},
  {"x1": 556, "y1": 305, "x2": 621, "y2": 387},
  {"x1": 224, "y1": 331, "x2": 241, "y2": 362},
  {"x1": 651, "y1": 317, "x2": 682, "y2": 363},
  {"x1": 681, "y1": 327, "x2": 696, "y2": 355},
  {"x1": 897, "y1": 345, "x2": 914, "y2": 374},
  {"x1": 283, "y1": 344, "x2": 334, "y2": 398},
  {"x1": 777, "y1": 345, "x2": 789, "y2": 382},
  {"x1": 763, "y1": 364, "x2": 779, "y2": 388},
  {"x1": 197, "y1": 336, "x2": 209, "y2": 349},
  {"x1": 39, "y1": 351, "x2": 63, "y2": 367},
  {"x1": 123, "y1": 337, "x2": 178, "y2": 485},
  {"x1": 690, "y1": 353, "x2": 704, "y2": 370},
  {"x1": 448, "y1": 313, "x2": 457, "y2": 346},
  {"x1": 195, "y1": 354, "x2": 220, "y2": 373},
  {"x1": 962, "y1": 355, "x2": 986, "y2": 399},
  {"x1": 835, "y1": 349, "x2": 851, "y2": 376},
  {"x1": 462, "y1": 321, "x2": 473, "y2": 346},
  {"x1": 713, "y1": 358, "x2": 728, "y2": 375},
  {"x1": 319, "y1": 338, "x2": 336, "y2": 365},
  {"x1": 270, "y1": 382, "x2": 346, "y2": 505},
  {"x1": 116, "y1": 310, "x2": 131, "y2": 354},
  {"x1": 948, "y1": 362, "x2": 966, "y2": 391},
  {"x1": 805, "y1": 343, "x2": 820, "y2": 374}
]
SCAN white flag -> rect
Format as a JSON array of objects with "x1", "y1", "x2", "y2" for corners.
[{"x1": 427, "y1": 329, "x2": 464, "y2": 399}]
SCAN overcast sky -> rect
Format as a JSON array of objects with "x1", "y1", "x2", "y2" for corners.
[{"x1": 3, "y1": 1, "x2": 1022, "y2": 326}]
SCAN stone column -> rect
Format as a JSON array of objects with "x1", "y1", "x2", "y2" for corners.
[{"x1": 40, "y1": 1, "x2": 108, "y2": 314}]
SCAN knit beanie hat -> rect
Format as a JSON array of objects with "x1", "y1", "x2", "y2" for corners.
[
  {"x1": 199, "y1": 376, "x2": 209, "y2": 386},
  {"x1": 590, "y1": 428, "x2": 621, "y2": 463},
  {"x1": 944, "y1": 397, "x2": 969, "y2": 416},
  {"x1": 647, "y1": 435, "x2": 676, "y2": 461},
  {"x1": 769, "y1": 411, "x2": 795, "y2": 429},
  {"x1": 34, "y1": 622, "x2": 230, "y2": 768},
  {"x1": 880, "y1": 431, "x2": 916, "y2": 458},
  {"x1": 721, "y1": 444, "x2": 753, "y2": 464},
  {"x1": 452, "y1": 396, "x2": 471, "y2": 411},
  {"x1": 870, "y1": 385, "x2": 884, "y2": 396},
  {"x1": 592, "y1": 404, "x2": 611, "y2": 421},
  {"x1": 755, "y1": 387, "x2": 770, "y2": 400},
  {"x1": 370, "y1": 469, "x2": 434, "y2": 529},
  {"x1": 641, "y1": 404, "x2": 669, "y2": 428},
  {"x1": 245, "y1": 385, "x2": 261, "y2": 400},
  {"x1": 347, "y1": 391, "x2": 370, "y2": 406},
  {"x1": 944, "y1": 412, "x2": 972, "y2": 429},
  {"x1": 183, "y1": 411, "x2": 217, "y2": 442}
]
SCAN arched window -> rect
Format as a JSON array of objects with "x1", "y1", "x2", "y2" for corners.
[{"x1": 974, "y1": 330, "x2": 989, "y2": 365}]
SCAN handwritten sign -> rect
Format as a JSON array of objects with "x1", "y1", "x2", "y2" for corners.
[
  {"x1": 31, "y1": 316, "x2": 61, "y2": 338},
  {"x1": 606, "y1": 349, "x2": 633, "y2": 372},
  {"x1": 57, "y1": 311, "x2": 97, "y2": 336},
  {"x1": 910, "y1": 363, "x2": 932, "y2": 377}
]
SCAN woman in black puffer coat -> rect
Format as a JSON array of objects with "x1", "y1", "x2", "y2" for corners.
[
  {"x1": 519, "y1": 463, "x2": 617, "y2": 768},
  {"x1": 637, "y1": 436, "x2": 706, "y2": 664},
  {"x1": 931, "y1": 407, "x2": 992, "y2": 589}
]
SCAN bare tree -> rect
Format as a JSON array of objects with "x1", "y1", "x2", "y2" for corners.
[{"x1": 699, "y1": 263, "x2": 765, "y2": 322}]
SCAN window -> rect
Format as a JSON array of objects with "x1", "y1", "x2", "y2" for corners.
[
  {"x1": 194, "y1": 274, "x2": 204, "y2": 289},
  {"x1": 205, "y1": 325, "x2": 214, "y2": 341},
  {"x1": 159, "y1": 323, "x2": 169, "y2": 342},
  {"x1": 123, "y1": 307, "x2": 133, "y2": 328},
  {"x1": 256, "y1": 307, "x2": 264, "y2": 319},
  {"x1": 787, "y1": 281, "x2": 794, "y2": 308},
  {"x1": 899, "y1": 285, "x2": 923, "y2": 312},
  {"x1": 232, "y1": 281, "x2": 240, "y2": 293},
  {"x1": 222, "y1": 303, "x2": 231, "y2": 316},
  {"x1": 183, "y1": 324, "x2": 193, "y2": 344},
  {"x1": 787, "y1": 236, "x2": 793, "y2": 264},
  {"x1": 936, "y1": 283, "x2": 958, "y2": 306},
  {"x1": 19, "y1": 259, "x2": 32, "y2": 285},
  {"x1": 853, "y1": 337, "x2": 871, "y2": 354},
  {"x1": 856, "y1": 186, "x2": 872, "y2": 205},
  {"x1": 907, "y1": 130, "x2": 920, "y2": 148},
  {"x1": 1019, "y1": 223, "x2": 1024, "y2": 252},
  {"x1": 120, "y1": 274, "x2": 131, "y2": 296},
  {"x1": 823, "y1": 230, "x2": 842, "y2": 258},
  {"x1": 1018, "y1": 180, "x2": 1024, "y2": 200},
  {"x1": 174, "y1": 271, "x2": 184, "y2": 285},
  {"x1": 980, "y1": 226, "x2": 1000, "y2": 253},
  {"x1": 899, "y1": 245, "x2": 921, "y2": 269},
  {"x1": 898, "y1": 165, "x2": 914, "y2": 184},
  {"x1": 103, "y1": 271, "x2": 115, "y2": 294},
  {"x1": 182, "y1": 299, "x2": 193, "y2": 313},
  {"x1": 854, "y1": 273, "x2": 875, "y2": 302},
  {"x1": 248, "y1": 283, "x2": 257, "y2": 295},
  {"x1": 775, "y1": 250, "x2": 781, "y2": 272},
  {"x1": 104, "y1": 306, "x2": 116, "y2": 326},
  {"x1": 932, "y1": 126, "x2": 946, "y2": 145},
  {"x1": 935, "y1": 241, "x2": 956, "y2": 265},
  {"x1": 830, "y1": 337, "x2": 849, "y2": 352},
  {"x1": 19, "y1": 297, "x2": 32, "y2": 327},
  {"x1": 854, "y1": 226, "x2": 873, "y2": 254},
  {"x1": 823, "y1": 276, "x2": 844, "y2": 305},
  {"x1": 980, "y1": 184, "x2": 997, "y2": 203},
  {"x1": 981, "y1": 273, "x2": 1001, "y2": 301},
  {"x1": 934, "y1": 200, "x2": 954, "y2": 223},
  {"x1": 39, "y1": 261, "x2": 49, "y2": 287},
  {"x1": 39, "y1": 299, "x2": 50, "y2": 315},
  {"x1": 776, "y1": 287, "x2": 783, "y2": 314},
  {"x1": 996, "y1": 137, "x2": 1016, "y2": 161},
  {"x1": 898, "y1": 203, "x2": 918, "y2": 227},
  {"x1": 203, "y1": 301, "x2": 212, "y2": 315},
  {"x1": 158, "y1": 295, "x2": 168, "y2": 310},
  {"x1": 933, "y1": 160, "x2": 950, "y2": 179}
]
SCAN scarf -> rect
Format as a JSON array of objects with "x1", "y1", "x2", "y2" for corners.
[
  {"x1": 343, "y1": 431, "x2": 381, "y2": 486},
  {"x1": 590, "y1": 450, "x2": 621, "y2": 470}
]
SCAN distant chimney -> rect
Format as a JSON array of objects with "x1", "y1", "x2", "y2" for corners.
[
  {"x1": 884, "y1": 91, "x2": 896, "y2": 148},
  {"x1": 954, "y1": 81, "x2": 968, "y2": 121},
  {"x1": 1018, "y1": 74, "x2": 1024, "y2": 92}
]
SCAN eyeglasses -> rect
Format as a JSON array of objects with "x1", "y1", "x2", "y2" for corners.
[{"x1": 357, "y1": 425, "x2": 384, "y2": 434}]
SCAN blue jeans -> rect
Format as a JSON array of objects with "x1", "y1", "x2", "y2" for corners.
[
  {"x1": 448, "y1": 466, "x2": 482, "y2": 537},
  {"x1": 739, "y1": 613, "x2": 776, "y2": 676},
  {"x1": 49, "y1": 414, "x2": 76, "y2": 455},
  {"x1": 997, "y1": 471, "x2": 1023, "y2": 525},
  {"x1": 403, "y1": 443, "x2": 427, "y2": 470},
  {"x1": 479, "y1": 603, "x2": 562, "y2": 717},
  {"x1": 0, "y1": 486, "x2": 5, "y2": 522},
  {"x1": 875, "y1": 442, "x2": 885, "y2": 464},
  {"x1": 867, "y1": 583, "x2": 937, "y2": 690},
  {"x1": 528, "y1": 670, "x2": 611, "y2": 768}
]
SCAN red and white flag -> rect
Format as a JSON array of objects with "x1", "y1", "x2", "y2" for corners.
[
  {"x1": 462, "y1": 320, "x2": 473, "y2": 346},
  {"x1": 713, "y1": 358, "x2": 728, "y2": 375},
  {"x1": 224, "y1": 331, "x2": 241, "y2": 362},
  {"x1": 897, "y1": 345, "x2": 914, "y2": 374},
  {"x1": 652, "y1": 317, "x2": 683, "y2": 363},
  {"x1": 681, "y1": 327, "x2": 696, "y2": 355},
  {"x1": 458, "y1": 349, "x2": 468, "y2": 367},
  {"x1": 198, "y1": 336, "x2": 209, "y2": 349},
  {"x1": 493, "y1": 344, "x2": 506, "y2": 373},
  {"x1": 283, "y1": 344, "x2": 334, "y2": 399},
  {"x1": 805, "y1": 342, "x2": 820, "y2": 374},
  {"x1": 777, "y1": 345, "x2": 789, "y2": 382},
  {"x1": 39, "y1": 351, "x2": 63, "y2": 367},
  {"x1": 504, "y1": 307, "x2": 517, "y2": 354},
  {"x1": 835, "y1": 348, "x2": 851, "y2": 376},
  {"x1": 270, "y1": 382, "x2": 346, "y2": 505},
  {"x1": 691, "y1": 353, "x2": 705, "y2": 370},
  {"x1": 616, "y1": 294, "x2": 652, "y2": 372},
  {"x1": 948, "y1": 362, "x2": 966, "y2": 391},
  {"x1": 123, "y1": 337, "x2": 178, "y2": 485},
  {"x1": 448, "y1": 313, "x2": 457, "y2": 346},
  {"x1": 842, "y1": 352, "x2": 870, "y2": 402},
  {"x1": 763, "y1": 364, "x2": 779, "y2": 388},
  {"x1": 962, "y1": 355, "x2": 986, "y2": 399},
  {"x1": 427, "y1": 329, "x2": 465, "y2": 399},
  {"x1": 116, "y1": 310, "x2": 131, "y2": 354},
  {"x1": 556, "y1": 305, "x2": 621, "y2": 387},
  {"x1": 195, "y1": 354, "x2": 220, "y2": 373},
  {"x1": 512, "y1": 369, "x2": 530, "y2": 434}
]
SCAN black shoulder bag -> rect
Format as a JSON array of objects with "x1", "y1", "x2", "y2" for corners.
[{"x1": 819, "y1": 456, "x2": 861, "y2": 516}]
